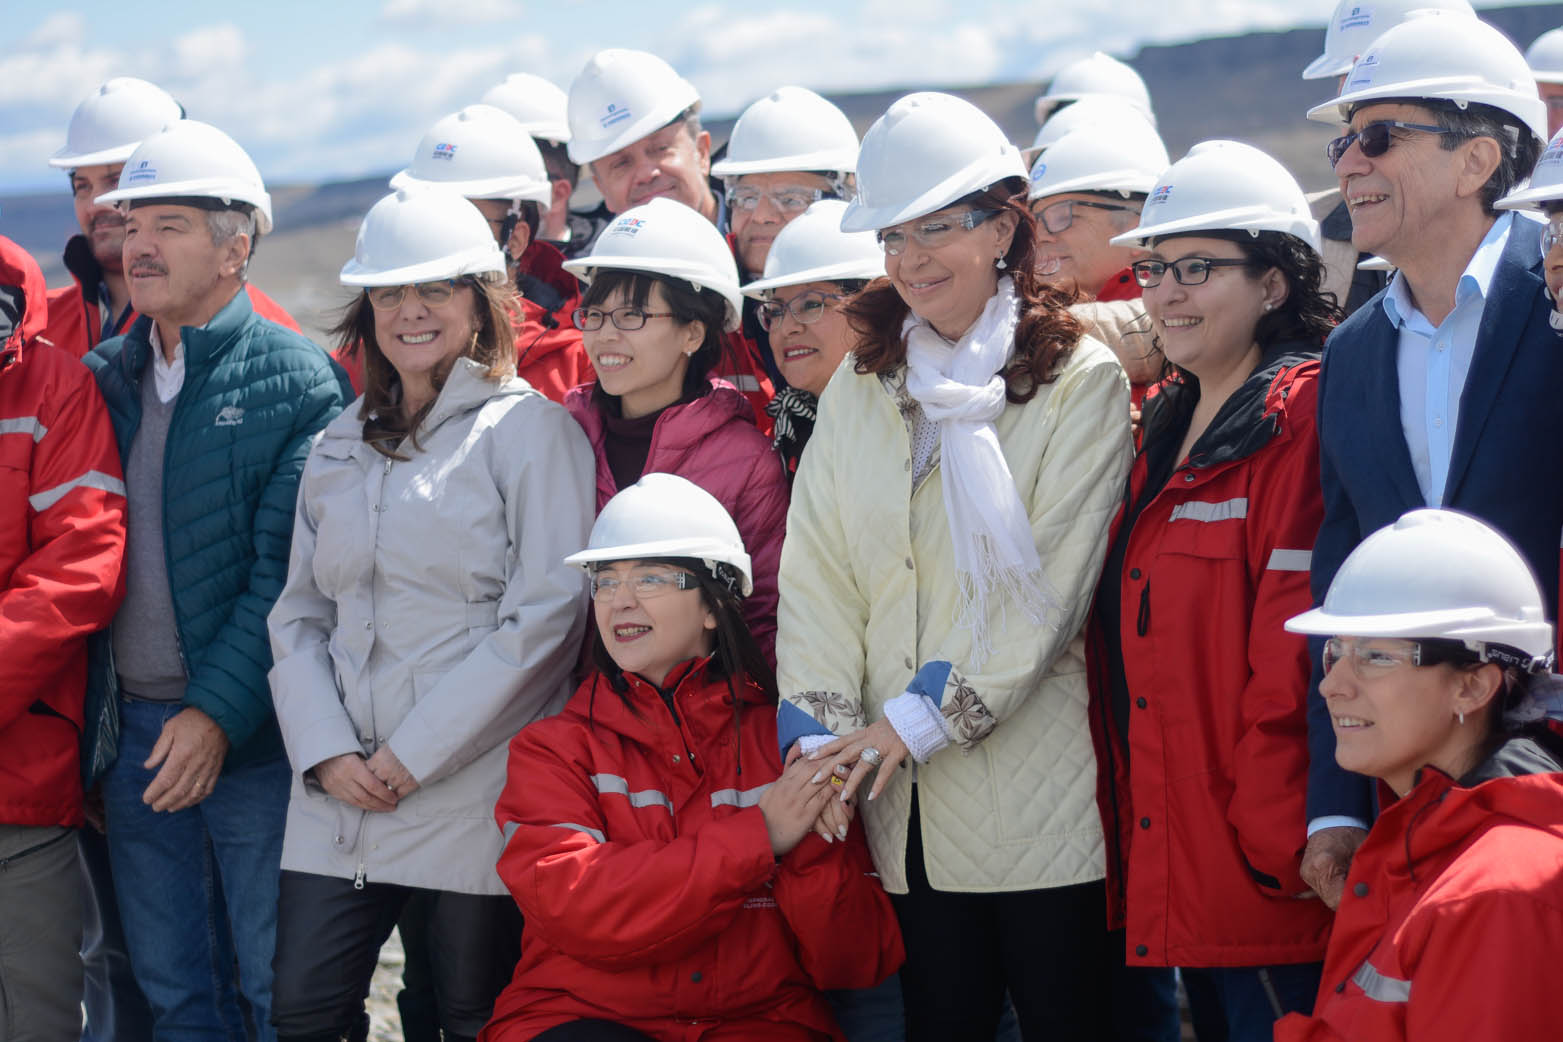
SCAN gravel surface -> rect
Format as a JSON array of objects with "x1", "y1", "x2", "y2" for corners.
[{"x1": 366, "y1": 930, "x2": 406, "y2": 1042}]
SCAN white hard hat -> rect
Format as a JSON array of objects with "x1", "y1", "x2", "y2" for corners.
[
  {"x1": 339, "y1": 186, "x2": 507, "y2": 287},
  {"x1": 49, "y1": 77, "x2": 184, "y2": 170},
  {"x1": 481, "y1": 73, "x2": 572, "y2": 144},
  {"x1": 1110, "y1": 141, "x2": 1321, "y2": 253},
  {"x1": 1307, "y1": 14, "x2": 1548, "y2": 148},
  {"x1": 1027, "y1": 128, "x2": 1170, "y2": 201},
  {"x1": 1497, "y1": 127, "x2": 1563, "y2": 210},
  {"x1": 710, "y1": 86, "x2": 859, "y2": 187},
  {"x1": 566, "y1": 49, "x2": 700, "y2": 165},
  {"x1": 96, "y1": 120, "x2": 274, "y2": 236},
  {"x1": 1027, "y1": 95, "x2": 1160, "y2": 159},
  {"x1": 1302, "y1": 0, "x2": 1476, "y2": 80},
  {"x1": 741, "y1": 200, "x2": 884, "y2": 298},
  {"x1": 1287, "y1": 509, "x2": 1553, "y2": 672},
  {"x1": 565, "y1": 473, "x2": 753, "y2": 596},
  {"x1": 841, "y1": 92, "x2": 1027, "y2": 233},
  {"x1": 390, "y1": 105, "x2": 552, "y2": 209},
  {"x1": 1035, "y1": 52, "x2": 1155, "y2": 126},
  {"x1": 562, "y1": 197, "x2": 742, "y2": 331},
  {"x1": 1527, "y1": 28, "x2": 1563, "y2": 85}
]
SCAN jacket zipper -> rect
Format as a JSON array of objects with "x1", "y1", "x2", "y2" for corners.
[{"x1": 158, "y1": 343, "x2": 194, "y2": 676}]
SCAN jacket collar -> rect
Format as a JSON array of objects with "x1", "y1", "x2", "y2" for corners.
[
  {"x1": 62, "y1": 234, "x2": 104, "y2": 301},
  {"x1": 1141, "y1": 340, "x2": 1319, "y2": 470},
  {"x1": 0, "y1": 234, "x2": 48, "y2": 365},
  {"x1": 583, "y1": 656, "x2": 765, "y2": 743},
  {"x1": 516, "y1": 239, "x2": 580, "y2": 317},
  {"x1": 317, "y1": 356, "x2": 526, "y2": 452},
  {"x1": 124, "y1": 287, "x2": 255, "y2": 369},
  {"x1": 565, "y1": 377, "x2": 752, "y2": 456}
]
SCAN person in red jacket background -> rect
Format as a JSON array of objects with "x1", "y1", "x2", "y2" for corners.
[
  {"x1": 483, "y1": 474, "x2": 902, "y2": 1042},
  {"x1": 1087, "y1": 142, "x2": 1340, "y2": 1042},
  {"x1": 561, "y1": 199, "x2": 789, "y2": 662},
  {"x1": 44, "y1": 78, "x2": 299, "y2": 362},
  {"x1": 1278, "y1": 509, "x2": 1563, "y2": 1042},
  {"x1": 0, "y1": 234, "x2": 127, "y2": 1040}
]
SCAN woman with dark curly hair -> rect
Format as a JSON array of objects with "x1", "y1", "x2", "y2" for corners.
[
  {"x1": 774, "y1": 93, "x2": 1134, "y2": 1040},
  {"x1": 1087, "y1": 141, "x2": 1344, "y2": 1042}
]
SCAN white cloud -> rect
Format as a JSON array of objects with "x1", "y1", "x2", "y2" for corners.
[
  {"x1": 25, "y1": 12, "x2": 86, "y2": 49},
  {"x1": 381, "y1": 0, "x2": 525, "y2": 23},
  {"x1": 171, "y1": 24, "x2": 247, "y2": 80}
]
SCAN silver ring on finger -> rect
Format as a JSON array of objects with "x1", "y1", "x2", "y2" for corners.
[{"x1": 859, "y1": 746, "x2": 883, "y2": 767}]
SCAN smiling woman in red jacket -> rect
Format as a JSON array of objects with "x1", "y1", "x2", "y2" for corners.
[
  {"x1": 561, "y1": 198, "x2": 789, "y2": 663},
  {"x1": 1087, "y1": 142, "x2": 1342, "y2": 1041},
  {"x1": 482, "y1": 474, "x2": 902, "y2": 1042},
  {"x1": 1277, "y1": 509, "x2": 1563, "y2": 1042}
]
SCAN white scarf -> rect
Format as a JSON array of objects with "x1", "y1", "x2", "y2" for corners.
[{"x1": 902, "y1": 276, "x2": 1058, "y2": 667}]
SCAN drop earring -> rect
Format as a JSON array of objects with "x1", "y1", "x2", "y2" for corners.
[
  {"x1": 1457, "y1": 711, "x2": 1466, "y2": 725},
  {"x1": 996, "y1": 257, "x2": 1007, "y2": 270}
]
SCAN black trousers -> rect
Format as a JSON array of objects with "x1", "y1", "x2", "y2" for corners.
[
  {"x1": 271, "y1": 870, "x2": 521, "y2": 1041},
  {"x1": 890, "y1": 791, "x2": 1113, "y2": 1042}
]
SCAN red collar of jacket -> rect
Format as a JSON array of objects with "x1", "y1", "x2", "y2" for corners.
[
  {"x1": 565, "y1": 377, "x2": 756, "y2": 455},
  {"x1": 576, "y1": 657, "x2": 772, "y2": 744},
  {"x1": 0, "y1": 235, "x2": 48, "y2": 365},
  {"x1": 1097, "y1": 267, "x2": 1141, "y2": 302},
  {"x1": 516, "y1": 239, "x2": 581, "y2": 312}
]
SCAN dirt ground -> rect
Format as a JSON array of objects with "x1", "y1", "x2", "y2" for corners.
[{"x1": 366, "y1": 930, "x2": 406, "y2": 1042}]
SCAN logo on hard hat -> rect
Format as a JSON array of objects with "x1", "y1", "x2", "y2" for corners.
[
  {"x1": 608, "y1": 216, "x2": 647, "y2": 238},
  {"x1": 126, "y1": 160, "x2": 157, "y2": 184},
  {"x1": 1339, "y1": 6, "x2": 1373, "y2": 31},
  {"x1": 432, "y1": 143, "x2": 457, "y2": 161},
  {"x1": 1150, "y1": 184, "x2": 1172, "y2": 205},
  {"x1": 600, "y1": 103, "x2": 633, "y2": 130},
  {"x1": 1029, "y1": 163, "x2": 1047, "y2": 184}
]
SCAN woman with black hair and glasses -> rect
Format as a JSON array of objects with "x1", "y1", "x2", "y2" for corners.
[
  {"x1": 485, "y1": 474, "x2": 902, "y2": 1042},
  {"x1": 266, "y1": 186, "x2": 595, "y2": 1042},
  {"x1": 740, "y1": 199, "x2": 884, "y2": 478},
  {"x1": 561, "y1": 197, "x2": 790, "y2": 662},
  {"x1": 1086, "y1": 141, "x2": 1343, "y2": 1042}
]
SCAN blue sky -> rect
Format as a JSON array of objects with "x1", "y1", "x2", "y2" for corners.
[{"x1": 3, "y1": 0, "x2": 1556, "y2": 193}]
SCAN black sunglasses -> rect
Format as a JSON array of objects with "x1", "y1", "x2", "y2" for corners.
[{"x1": 1325, "y1": 120, "x2": 1456, "y2": 168}]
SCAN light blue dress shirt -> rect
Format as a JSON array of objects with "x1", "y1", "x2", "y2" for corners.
[{"x1": 1381, "y1": 211, "x2": 1513, "y2": 507}]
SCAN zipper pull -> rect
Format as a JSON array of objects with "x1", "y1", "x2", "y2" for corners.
[
  {"x1": 352, "y1": 862, "x2": 366, "y2": 890},
  {"x1": 1136, "y1": 581, "x2": 1151, "y2": 638}
]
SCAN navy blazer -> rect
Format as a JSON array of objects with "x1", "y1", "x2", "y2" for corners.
[{"x1": 1308, "y1": 216, "x2": 1563, "y2": 822}]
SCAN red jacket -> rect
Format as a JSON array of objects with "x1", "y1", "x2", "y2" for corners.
[
  {"x1": 483, "y1": 660, "x2": 903, "y2": 1042},
  {"x1": 1097, "y1": 266, "x2": 1140, "y2": 303},
  {"x1": 1087, "y1": 346, "x2": 1332, "y2": 967},
  {"x1": 565, "y1": 380, "x2": 789, "y2": 663},
  {"x1": 1275, "y1": 729, "x2": 1563, "y2": 1042},
  {"x1": 511, "y1": 239, "x2": 592, "y2": 403},
  {"x1": 717, "y1": 328, "x2": 775, "y2": 439},
  {"x1": 0, "y1": 236, "x2": 127, "y2": 827},
  {"x1": 42, "y1": 235, "x2": 299, "y2": 360}
]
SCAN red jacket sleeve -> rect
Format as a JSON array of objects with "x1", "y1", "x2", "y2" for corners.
[
  {"x1": 733, "y1": 444, "x2": 790, "y2": 667},
  {"x1": 0, "y1": 356, "x2": 126, "y2": 724},
  {"x1": 495, "y1": 730, "x2": 779, "y2": 971},
  {"x1": 771, "y1": 820, "x2": 904, "y2": 990},
  {"x1": 1227, "y1": 382, "x2": 1323, "y2": 896}
]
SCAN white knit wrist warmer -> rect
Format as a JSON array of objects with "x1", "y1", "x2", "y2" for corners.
[
  {"x1": 883, "y1": 691, "x2": 951, "y2": 763},
  {"x1": 796, "y1": 733, "x2": 835, "y2": 757}
]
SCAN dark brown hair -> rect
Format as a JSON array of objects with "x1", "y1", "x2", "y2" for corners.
[
  {"x1": 844, "y1": 181, "x2": 1084, "y2": 403},
  {"x1": 332, "y1": 274, "x2": 518, "y2": 459}
]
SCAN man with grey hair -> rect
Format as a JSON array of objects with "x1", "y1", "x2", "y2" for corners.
[{"x1": 83, "y1": 119, "x2": 350, "y2": 1042}]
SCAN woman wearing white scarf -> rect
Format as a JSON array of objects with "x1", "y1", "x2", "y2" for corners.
[{"x1": 774, "y1": 93, "x2": 1133, "y2": 1040}]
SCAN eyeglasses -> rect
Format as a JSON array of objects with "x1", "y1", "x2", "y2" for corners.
[
  {"x1": 1033, "y1": 198, "x2": 1137, "y2": 235},
  {"x1": 365, "y1": 279, "x2": 468, "y2": 311},
  {"x1": 1542, "y1": 216, "x2": 1563, "y2": 258},
  {"x1": 876, "y1": 209, "x2": 1001, "y2": 256},
  {"x1": 1131, "y1": 257, "x2": 1248, "y2": 288},
  {"x1": 756, "y1": 290, "x2": 849, "y2": 331},
  {"x1": 571, "y1": 306, "x2": 678, "y2": 332},
  {"x1": 1321, "y1": 637, "x2": 1429, "y2": 678},
  {"x1": 590, "y1": 569, "x2": 698, "y2": 601},
  {"x1": 727, "y1": 185, "x2": 832, "y2": 214},
  {"x1": 1325, "y1": 120, "x2": 1455, "y2": 168}
]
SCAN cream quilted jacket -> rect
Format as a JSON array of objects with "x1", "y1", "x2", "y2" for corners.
[{"x1": 776, "y1": 334, "x2": 1133, "y2": 894}]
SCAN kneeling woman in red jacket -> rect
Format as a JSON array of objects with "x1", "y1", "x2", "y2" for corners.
[
  {"x1": 1087, "y1": 142, "x2": 1341, "y2": 1040},
  {"x1": 1277, "y1": 509, "x2": 1563, "y2": 1041},
  {"x1": 482, "y1": 474, "x2": 903, "y2": 1042},
  {"x1": 561, "y1": 197, "x2": 789, "y2": 662}
]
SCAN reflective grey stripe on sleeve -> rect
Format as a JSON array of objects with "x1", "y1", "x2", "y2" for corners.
[
  {"x1": 710, "y1": 783, "x2": 773, "y2": 809},
  {"x1": 1168, "y1": 497, "x2": 1248, "y2": 524},
  {"x1": 29, "y1": 470, "x2": 127, "y2": 512},
  {"x1": 591, "y1": 773, "x2": 673, "y2": 812},
  {"x1": 1266, "y1": 549, "x2": 1313, "y2": 572},
  {"x1": 0, "y1": 416, "x2": 46, "y2": 442},
  {"x1": 548, "y1": 822, "x2": 606, "y2": 843},
  {"x1": 1352, "y1": 961, "x2": 1411, "y2": 1003}
]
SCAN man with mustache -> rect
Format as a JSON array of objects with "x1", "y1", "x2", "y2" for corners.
[
  {"x1": 83, "y1": 119, "x2": 350, "y2": 1042},
  {"x1": 44, "y1": 78, "x2": 298, "y2": 362}
]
